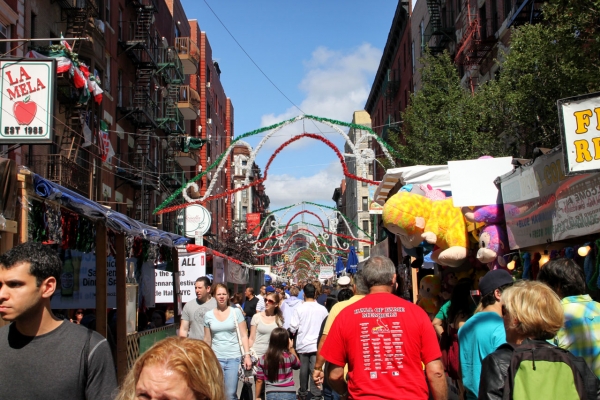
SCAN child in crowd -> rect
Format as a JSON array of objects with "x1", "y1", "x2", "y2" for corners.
[{"x1": 255, "y1": 327, "x2": 301, "y2": 400}]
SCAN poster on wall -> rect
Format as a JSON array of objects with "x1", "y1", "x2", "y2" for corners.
[
  {"x1": 225, "y1": 259, "x2": 248, "y2": 284},
  {"x1": 0, "y1": 59, "x2": 55, "y2": 143},
  {"x1": 154, "y1": 252, "x2": 206, "y2": 303},
  {"x1": 500, "y1": 149, "x2": 600, "y2": 249},
  {"x1": 50, "y1": 251, "x2": 131, "y2": 309},
  {"x1": 213, "y1": 256, "x2": 225, "y2": 284},
  {"x1": 558, "y1": 91, "x2": 600, "y2": 176}
]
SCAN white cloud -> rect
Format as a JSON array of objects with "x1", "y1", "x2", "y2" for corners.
[
  {"x1": 265, "y1": 161, "x2": 343, "y2": 211},
  {"x1": 258, "y1": 43, "x2": 381, "y2": 150}
]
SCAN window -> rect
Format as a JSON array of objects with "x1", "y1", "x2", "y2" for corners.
[
  {"x1": 368, "y1": 163, "x2": 373, "y2": 176},
  {"x1": 118, "y1": 8, "x2": 123, "y2": 41},
  {"x1": 242, "y1": 189, "x2": 247, "y2": 198},
  {"x1": 420, "y1": 20, "x2": 425, "y2": 55},
  {"x1": 117, "y1": 70, "x2": 122, "y2": 107},
  {"x1": 362, "y1": 197, "x2": 368, "y2": 212},
  {"x1": 363, "y1": 246, "x2": 370, "y2": 258},
  {"x1": 480, "y1": 5, "x2": 488, "y2": 38},
  {"x1": 491, "y1": 0, "x2": 498, "y2": 33},
  {"x1": 411, "y1": 41, "x2": 415, "y2": 74},
  {"x1": 242, "y1": 206, "x2": 247, "y2": 220},
  {"x1": 104, "y1": 55, "x2": 111, "y2": 94},
  {"x1": 504, "y1": 0, "x2": 512, "y2": 20},
  {"x1": 0, "y1": 22, "x2": 9, "y2": 55},
  {"x1": 362, "y1": 180, "x2": 368, "y2": 187},
  {"x1": 31, "y1": 12, "x2": 36, "y2": 38},
  {"x1": 242, "y1": 160, "x2": 247, "y2": 166},
  {"x1": 362, "y1": 220, "x2": 369, "y2": 235},
  {"x1": 105, "y1": 0, "x2": 111, "y2": 24}
]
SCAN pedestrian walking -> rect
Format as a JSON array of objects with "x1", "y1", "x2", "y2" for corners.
[
  {"x1": 538, "y1": 258, "x2": 600, "y2": 378},
  {"x1": 250, "y1": 291, "x2": 284, "y2": 358},
  {"x1": 0, "y1": 242, "x2": 117, "y2": 400},
  {"x1": 319, "y1": 256, "x2": 447, "y2": 400},
  {"x1": 255, "y1": 327, "x2": 301, "y2": 400},
  {"x1": 204, "y1": 283, "x2": 253, "y2": 400},
  {"x1": 243, "y1": 287, "x2": 260, "y2": 332},
  {"x1": 458, "y1": 269, "x2": 513, "y2": 400},
  {"x1": 289, "y1": 283, "x2": 329, "y2": 400},
  {"x1": 179, "y1": 276, "x2": 216, "y2": 340},
  {"x1": 280, "y1": 286, "x2": 303, "y2": 330}
]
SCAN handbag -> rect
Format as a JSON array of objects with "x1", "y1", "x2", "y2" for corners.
[{"x1": 234, "y1": 307, "x2": 253, "y2": 381}]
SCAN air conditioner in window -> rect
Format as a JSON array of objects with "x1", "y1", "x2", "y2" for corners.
[
  {"x1": 206, "y1": 82, "x2": 211, "y2": 88},
  {"x1": 207, "y1": 118, "x2": 212, "y2": 125}
]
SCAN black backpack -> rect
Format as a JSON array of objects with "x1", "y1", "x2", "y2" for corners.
[{"x1": 502, "y1": 340, "x2": 599, "y2": 400}]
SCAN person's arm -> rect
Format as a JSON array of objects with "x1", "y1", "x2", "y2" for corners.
[
  {"x1": 479, "y1": 353, "x2": 506, "y2": 400},
  {"x1": 179, "y1": 319, "x2": 190, "y2": 338},
  {"x1": 256, "y1": 297, "x2": 265, "y2": 312},
  {"x1": 86, "y1": 336, "x2": 118, "y2": 400},
  {"x1": 249, "y1": 322, "x2": 257, "y2": 349},
  {"x1": 203, "y1": 326, "x2": 212, "y2": 347},
  {"x1": 326, "y1": 362, "x2": 348, "y2": 399},
  {"x1": 255, "y1": 378, "x2": 264, "y2": 400},
  {"x1": 313, "y1": 334, "x2": 327, "y2": 385},
  {"x1": 432, "y1": 317, "x2": 444, "y2": 338},
  {"x1": 425, "y1": 359, "x2": 448, "y2": 400},
  {"x1": 288, "y1": 308, "x2": 300, "y2": 334}
]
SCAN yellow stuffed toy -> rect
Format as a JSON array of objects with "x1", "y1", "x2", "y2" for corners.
[
  {"x1": 417, "y1": 275, "x2": 441, "y2": 320},
  {"x1": 383, "y1": 191, "x2": 469, "y2": 267}
]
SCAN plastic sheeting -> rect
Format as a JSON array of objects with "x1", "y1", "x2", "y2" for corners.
[{"x1": 32, "y1": 173, "x2": 189, "y2": 247}]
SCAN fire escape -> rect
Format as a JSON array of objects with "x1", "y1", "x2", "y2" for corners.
[
  {"x1": 118, "y1": 0, "x2": 159, "y2": 224},
  {"x1": 29, "y1": 0, "x2": 102, "y2": 196},
  {"x1": 506, "y1": 0, "x2": 544, "y2": 28},
  {"x1": 454, "y1": 0, "x2": 496, "y2": 93},
  {"x1": 424, "y1": 0, "x2": 456, "y2": 54}
]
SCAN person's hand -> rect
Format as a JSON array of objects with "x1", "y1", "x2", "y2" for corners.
[
  {"x1": 244, "y1": 354, "x2": 253, "y2": 370},
  {"x1": 312, "y1": 369, "x2": 324, "y2": 386}
]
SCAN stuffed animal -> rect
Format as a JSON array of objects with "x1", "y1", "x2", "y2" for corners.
[
  {"x1": 463, "y1": 204, "x2": 505, "y2": 224},
  {"x1": 477, "y1": 224, "x2": 508, "y2": 270},
  {"x1": 383, "y1": 191, "x2": 469, "y2": 267},
  {"x1": 417, "y1": 275, "x2": 441, "y2": 320}
]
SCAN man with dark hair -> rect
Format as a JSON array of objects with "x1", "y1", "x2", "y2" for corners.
[
  {"x1": 319, "y1": 256, "x2": 446, "y2": 400},
  {"x1": 242, "y1": 286, "x2": 259, "y2": 332},
  {"x1": 290, "y1": 283, "x2": 329, "y2": 400},
  {"x1": 458, "y1": 269, "x2": 513, "y2": 400},
  {"x1": 538, "y1": 258, "x2": 600, "y2": 378},
  {"x1": 255, "y1": 284, "x2": 267, "y2": 312},
  {"x1": 0, "y1": 242, "x2": 117, "y2": 400},
  {"x1": 180, "y1": 275, "x2": 216, "y2": 340}
]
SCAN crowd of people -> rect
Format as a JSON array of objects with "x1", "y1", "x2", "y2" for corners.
[{"x1": 1, "y1": 241, "x2": 600, "y2": 400}]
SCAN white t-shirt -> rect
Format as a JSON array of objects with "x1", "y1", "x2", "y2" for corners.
[
  {"x1": 256, "y1": 294, "x2": 266, "y2": 312},
  {"x1": 289, "y1": 301, "x2": 329, "y2": 353}
]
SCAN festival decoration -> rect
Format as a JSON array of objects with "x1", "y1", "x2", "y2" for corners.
[{"x1": 154, "y1": 115, "x2": 400, "y2": 214}]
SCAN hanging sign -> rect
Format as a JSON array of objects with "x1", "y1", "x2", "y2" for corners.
[
  {"x1": 318, "y1": 266, "x2": 334, "y2": 279},
  {"x1": 184, "y1": 205, "x2": 211, "y2": 238},
  {"x1": 246, "y1": 212, "x2": 261, "y2": 236},
  {"x1": 0, "y1": 59, "x2": 55, "y2": 143},
  {"x1": 154, "y1": 252, "x2": 206, "y2": 303},
  {"x1": 558, "y1": 91, "x2": 600, "y2": 175},
  {"x1": 500, "y1": 149, "x2": 600, "y2": 249}
]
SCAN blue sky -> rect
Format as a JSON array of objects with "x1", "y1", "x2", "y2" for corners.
[{"x1": 180, "y1": 1, "x2": 397, "y2": 239}]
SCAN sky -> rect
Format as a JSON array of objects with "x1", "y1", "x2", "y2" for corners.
[{"x1": 180, "y1": 1, "x2": 398, "y2": 246}]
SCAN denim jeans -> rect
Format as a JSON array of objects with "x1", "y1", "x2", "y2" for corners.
[
  {"x1": 323, "y1": 381, "x2": 340, "y2": 400},
  {"x1": 298, "y1": 352, "x2": 322, "y2": 399},
  {"x1": 218, "y1": 357, "x2": 241, "y2": 400},
  {"x1": 266, "y1": 392, "x2": 297, "y2": 400}
]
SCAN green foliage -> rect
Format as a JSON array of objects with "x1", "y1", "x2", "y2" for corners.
[
  {"x1": 213, "y1": 230, "x2": 257, "y2": 265},
  {"x1": 400, "y1": 52, "x2": 508, "y2": 165}
]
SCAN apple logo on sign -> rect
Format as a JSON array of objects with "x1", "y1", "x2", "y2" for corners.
[{"x1": 13, "y1": 95, "x2": 37, "y2": 125}]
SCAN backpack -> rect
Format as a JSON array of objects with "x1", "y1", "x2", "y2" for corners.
[{"x1": 502, "y1": 340, "x2": 599, "y2": 400}]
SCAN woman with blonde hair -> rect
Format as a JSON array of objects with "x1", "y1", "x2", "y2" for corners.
[
  {"x1": 115, "y1": 336, "x2": 225, "y2": 400},
  {"x1": 478, "y1": 280, "x2": 599, "y2": 400},
  {"x1": 204, "y1": 283, "x2": 252, "y2": 400},
  {"x1": 249, "y1": 291, "x2": 284, "y2": 359}
]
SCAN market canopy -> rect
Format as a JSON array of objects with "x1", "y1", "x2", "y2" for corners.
[
  {"x1": 31, "y1": 172, "x2": 189, "y2": 247},
  {"x1": 373, "y1": 165, "x2": 451, "y2": 205}
]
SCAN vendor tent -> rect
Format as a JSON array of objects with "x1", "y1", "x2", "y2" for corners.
[{"x1": 373, "y1": 165, "x2": 451, "y2": 205}]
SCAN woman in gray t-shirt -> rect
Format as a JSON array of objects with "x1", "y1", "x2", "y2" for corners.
[
  {"x1": 204, "y1": 283, "x2": 252, "y2": 400},
  {"x1": 249, "y1": 292, "x2": 283, "y2": 358}
]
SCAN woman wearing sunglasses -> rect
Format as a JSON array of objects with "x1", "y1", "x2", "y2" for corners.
[{"x1": 250, "y1": 292, "x2": 284, "y2": 360}]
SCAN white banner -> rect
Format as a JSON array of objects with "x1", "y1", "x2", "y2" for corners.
[
  {"x1": 155, "y1": 252, "x2": 206, "y2": 303},
  {"x1": 319, "y1": 266, "x2": 334, "y2": 279},
  {"x1": 226, "y1": 260, "x2": 248, "y2": 284}
]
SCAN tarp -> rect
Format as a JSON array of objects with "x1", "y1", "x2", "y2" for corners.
[
  {"x1": 374, "y1": 165, "x2": 451, "y2": 205},
  {"x1": 32, "y1": 172, "x2": 189, "y2": 247}
]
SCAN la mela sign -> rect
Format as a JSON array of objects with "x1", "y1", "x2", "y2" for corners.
[
  {"x1": 0, "y1": 59, "x2": 55, "y2": 143},
  {"x1": 559, "y1": 91, "x2": 600, "y2": 176}
]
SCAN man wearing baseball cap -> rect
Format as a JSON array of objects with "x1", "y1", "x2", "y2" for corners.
[{"x1": 458, "y1": 269, "x2": 514, "y2": 400}]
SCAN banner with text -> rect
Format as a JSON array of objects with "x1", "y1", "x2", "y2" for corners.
[
  {"x1": 155, "y1": 252, "x2": 206, "y2": 303},
  {"x1": 319, "y1": 266, "x2": 334, "y2": 279},
  {"x1": 246, "y1": 213, "x2": 261, "y2": 237},
  {"x1": 500, "y1": 150, "x2": 600, "y2": 249}
]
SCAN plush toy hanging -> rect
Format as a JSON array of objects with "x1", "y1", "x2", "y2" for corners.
[
  {"x1": 476, "y1": 224, "x2": 508, "y2": 270},
  {"x1": 383, "y1": 191, "x2": 469, "y2": 267},
  {"x1": 417, "y1": 275, "x2": 441, "y2": 320},
  {"x1": 522, "y1": 252, "x2": 532, "y2": 280}
]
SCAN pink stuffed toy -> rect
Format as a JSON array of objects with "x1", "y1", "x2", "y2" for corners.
[{"x1": 477, "y1": 224, "x2": 508, "y2": 270}]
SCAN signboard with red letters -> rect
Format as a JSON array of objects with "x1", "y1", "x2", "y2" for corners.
[{"x1": 0, "y1": 59, "x2": 55, "y2": 143}]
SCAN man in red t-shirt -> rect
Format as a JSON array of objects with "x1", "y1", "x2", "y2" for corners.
[{"x1": 320, "y1": 256, "x2": 447, "y2": 400}]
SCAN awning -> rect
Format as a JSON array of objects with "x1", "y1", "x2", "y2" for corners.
[
  {"x1": 32, "y1": 172, "x2": 189, "y2": 247},
  {"x1": 373, "y1": 165, "x2": 451, "y2": 205}
]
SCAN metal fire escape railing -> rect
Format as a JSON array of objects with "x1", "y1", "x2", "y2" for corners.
[
  {"x1": 156, "y1": 46, "x2": 185, "y2": 135},
  {"x1": 424, "y1": 0, "x2": 456, "y2": 54}
]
